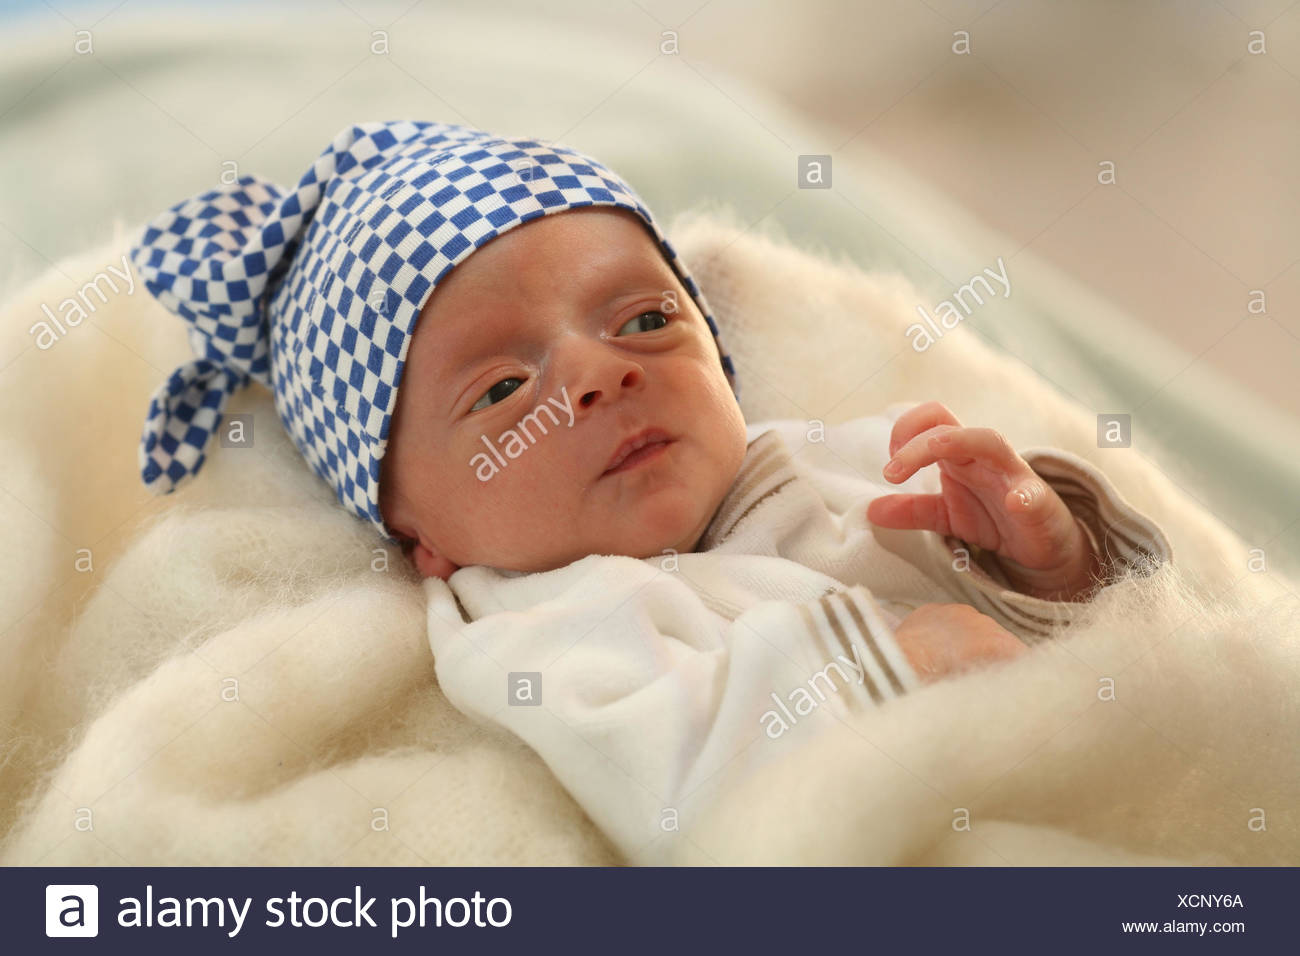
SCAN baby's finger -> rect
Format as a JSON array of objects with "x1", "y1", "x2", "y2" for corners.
[
  {"x1": 1004, "y1": 475, "x2": 1055, "y2": 522},
  {"x1": 865, "y1": 493, "x2": 947, "y2": 534},
  {"x1": 884, "y1": 425, "x2": 1018, "y2": 481},
  {"x1": 886, "y1": 400, "x2": 962, "y2": 458},
  {"x1": 1002, "y1": 477, "x2": 1077, "y2": 548}
]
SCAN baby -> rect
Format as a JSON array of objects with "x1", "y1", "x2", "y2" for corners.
[
  {"x1": 379, "y1": 203, "x2": 1106, "y2": 681},
  {"x1": 131, "y1": 120, "x2": 1172, "y2": 864}
]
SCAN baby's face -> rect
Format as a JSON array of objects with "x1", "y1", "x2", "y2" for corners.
[{"x1": 379, "y1": 206, "x2": 749, "y2": 580}]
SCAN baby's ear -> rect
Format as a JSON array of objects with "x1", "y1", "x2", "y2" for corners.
[
  {"x1": 386, "y1": 522, "x2": 459, "y2": 580},
  {"x1": 410, "y1": 541, "x2": 460, "y2": 581},
  {"x1": 380, "y1": 489, "x2": 459, "y2": 580}
]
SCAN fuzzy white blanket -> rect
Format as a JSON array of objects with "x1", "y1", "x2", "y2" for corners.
[{"x1": 1, "y1": 213, "x2": 1295, "y2": 865}]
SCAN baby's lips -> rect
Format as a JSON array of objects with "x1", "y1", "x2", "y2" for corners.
[{"x1": 600, "y1": 426, "x2": 675, "y2": 476}]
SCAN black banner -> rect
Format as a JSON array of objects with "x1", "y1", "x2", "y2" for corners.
[{"x1": 8, "y1": 866, "x2": 1295, "y2": 952}]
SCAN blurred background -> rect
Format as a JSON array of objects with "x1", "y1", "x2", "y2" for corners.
[{"x1": 1, "y1": 0, "x2": 1297, "y2": 581}]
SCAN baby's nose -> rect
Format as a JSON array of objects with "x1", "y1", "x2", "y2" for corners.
[{"x1": 573, "y1": 358, "x2": 645, "y2": 410}]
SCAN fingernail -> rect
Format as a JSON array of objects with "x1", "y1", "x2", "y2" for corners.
[{"x1": 885, "y1": 458, "x2": 903, "y2": 477}]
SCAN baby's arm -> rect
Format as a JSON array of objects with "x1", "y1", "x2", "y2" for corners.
[
  {"x1": 423, "y1": 557, "x2": 922, "y2": 864},
  {"x1": 923, "y1": 446, "x2": 1174, "y2": 641}
]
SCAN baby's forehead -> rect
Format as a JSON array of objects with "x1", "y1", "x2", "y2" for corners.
[{"x1": 406, "y1": 209, "x2": 681, "y2": 369}]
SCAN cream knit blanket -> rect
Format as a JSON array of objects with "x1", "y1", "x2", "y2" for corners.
[{"x1": 1, "y1": 213, "x2": 1294, "y2": 865}]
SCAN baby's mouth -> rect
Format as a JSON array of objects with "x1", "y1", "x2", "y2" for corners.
[
  {"x1": 602, "y1": 440, "x2": 673, "y2": 476},
  {"x1": 601, "y1": 428, "x2": 676, "y2": 477}
]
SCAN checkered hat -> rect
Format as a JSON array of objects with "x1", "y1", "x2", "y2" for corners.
[{"x1": 130, "y1": 119, "x2": 738, "y2": 541}]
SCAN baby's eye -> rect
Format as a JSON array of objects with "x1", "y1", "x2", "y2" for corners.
[
  {"x1": 470, "y1": 377, "x2": 524, "y2": 412},
  {"x1": 616, "y1": 310, "x2": 669, "y2": 335}
]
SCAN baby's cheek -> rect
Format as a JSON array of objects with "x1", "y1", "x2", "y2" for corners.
[{"x1": 479, "y1": 466, "x2": 561, "y2": 523}]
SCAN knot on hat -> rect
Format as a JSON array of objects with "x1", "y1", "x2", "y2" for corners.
[
  {"x1": 129, "y1": 121, "x2": 434, "y2": 493},
  {"x1": 130, "y1": 174, "x2": 284, "y2": 490}
]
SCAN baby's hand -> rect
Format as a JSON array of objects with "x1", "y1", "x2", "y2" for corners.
[
  {"x1": 867, "y1": 401, "x2": 1102, "y2": 601},
  {"x1": 893, "y1": 603, "x2": 1028, "y2": 683}
]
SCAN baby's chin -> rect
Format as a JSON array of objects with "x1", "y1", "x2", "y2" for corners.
[
  {"x1": 592, "y1": 493, "x2": 714, "y2": 559},
  {"x1": 497, "y1": 497, "x2": 711, "y2": 572}
]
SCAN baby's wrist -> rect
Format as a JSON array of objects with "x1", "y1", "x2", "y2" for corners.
[{"x1": 999, "y1": 517, "x2": 1103, "y2": 602}]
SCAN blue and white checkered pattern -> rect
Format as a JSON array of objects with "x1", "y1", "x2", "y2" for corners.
[{"x1": 130, "y1": 120, "x2": 738, "y2": 541}]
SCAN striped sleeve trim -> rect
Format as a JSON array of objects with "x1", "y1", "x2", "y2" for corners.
[
  {"x1": 1020, "y1": 449, "x2": 1173, "y2": 575},
  {"x1": 793, "y1": 586, "x2": 921, "y2": 711},
  {"x1": 698, "y1": 429, "x2": 797, "y2": 550},
  {"x1": 938, "y1": 447, "x2": 1175, "y2": 641}
]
